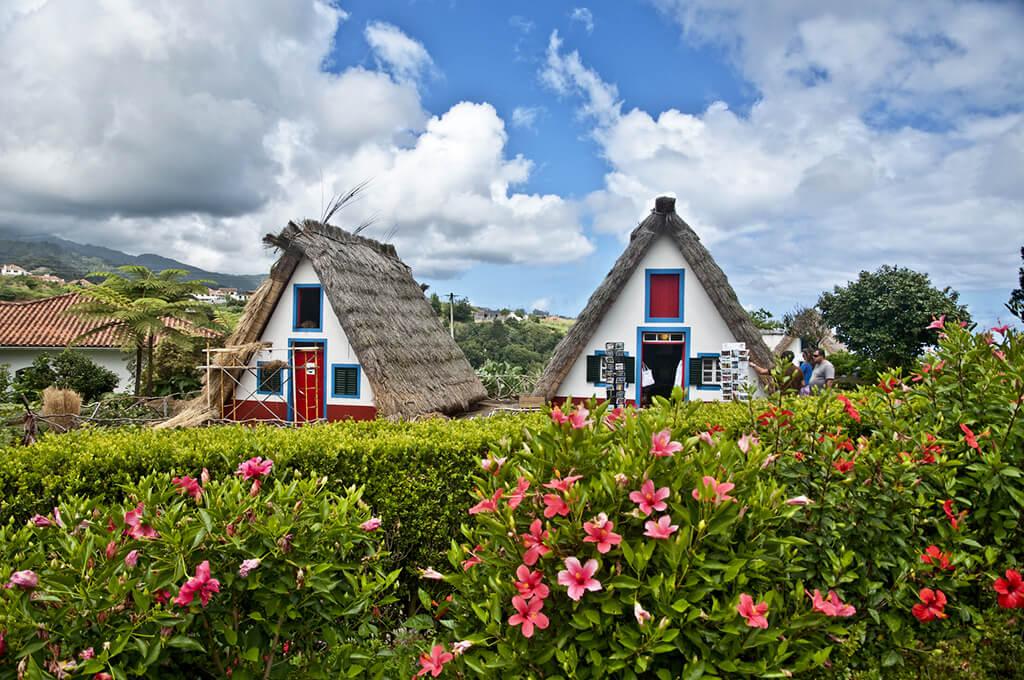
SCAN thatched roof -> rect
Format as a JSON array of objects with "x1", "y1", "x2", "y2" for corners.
[
  {"x1": 533, "y1": 196, "x2": 773, "y2": 400},
  {"x1": 161, "y1": 220, "x2": 485, "y2": 426}
]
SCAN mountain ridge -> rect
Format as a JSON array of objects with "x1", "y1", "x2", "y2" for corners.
[{"x1": 0, "y1": 229, "x2": 265, "y2": 292}]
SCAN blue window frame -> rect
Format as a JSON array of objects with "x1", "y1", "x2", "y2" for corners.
[
  {"x1": 331, "y1": 363, "x2": 360, "y2": 398},
  {"x1": 644, "y1": 268, "x2": 685, "y2": 323},
  {"x1": 696, "y1": 352, "x2": 722, "y2": 391},
  {"x1": 292, "y1": 284, "x2": 323, "y2": 332},
  {"x1": 256, "y1": 362, "x2": 284, "y2": 395},
  {"x1": 635, "y1": 326, "x2": 691, "y2": 404}
]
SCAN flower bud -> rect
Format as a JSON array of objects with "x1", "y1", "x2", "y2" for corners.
[
  {"x1": 200, "y1": 468, "x2": 210, "y2": 485},
  {"x1": 295, "y1": 568, "x2": 305, "y2": 589},
  {"x1": 613, "y1": 473, "x2": 629, "y2": 489}
]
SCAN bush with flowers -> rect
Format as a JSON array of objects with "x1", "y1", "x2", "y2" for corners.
[
  {"x1": 412, "y1": 320, "x2": 1021, "y2": 678},
  {"x1": 0, "y1": 458, "x2": 400, "y2": 679}
]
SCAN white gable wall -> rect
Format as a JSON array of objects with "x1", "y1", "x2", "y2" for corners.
[
  {"x1": 235, "y1": 258, "x2": 374, "y2": 410},
  {"x1": 557, "y1": 234, "x2": 758, "y2": 402}
]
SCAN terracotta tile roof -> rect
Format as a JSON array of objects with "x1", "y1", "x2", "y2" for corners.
[{"x1": 0, "y1": 292, "x2": 220, "y2": 348}]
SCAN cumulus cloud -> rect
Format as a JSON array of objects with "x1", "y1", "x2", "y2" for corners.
[
  {"x1": 364, "y1": 21, "x2": 437, "y2": 83},
  {"x1": 569, "y1": 8, "x2": 594, "y2": 34},
  {"x1": 0, "y1": 0, "x2": 592, "y2": 279},
  {"x1": 541, "y1": 2, "x2": 1024, "y2": 312}
]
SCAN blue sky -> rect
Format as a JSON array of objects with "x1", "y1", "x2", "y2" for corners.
[{"x1": 1, "y1": 0, "x2": 1021, "y2": 327}]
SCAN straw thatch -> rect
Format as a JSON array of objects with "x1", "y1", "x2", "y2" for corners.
[
  {"x1": 160, "y1": 219, "x2": 485, "y2": 427},
  {"x1": 41, "y1": 387, "x2": 81, "y2": 432},
  {"x1": 533, "y1": 196, "x2": 774, "y2": 401}
]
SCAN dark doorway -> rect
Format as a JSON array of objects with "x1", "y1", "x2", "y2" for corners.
[{"x1": 640, "y1": 337, "x2": 684, "y2": 405}]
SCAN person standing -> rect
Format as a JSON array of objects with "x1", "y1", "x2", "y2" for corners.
[
  {"x1": 809, "y1": 349, "x2": 835, "y2": 392},
  {"x1": 799, "y1": 349, "x2": 814, "y2": 386}
]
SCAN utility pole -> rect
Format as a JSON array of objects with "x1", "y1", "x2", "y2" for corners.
[{"x1": 449, "y1": 292, "x2": 455, "y2": 338}]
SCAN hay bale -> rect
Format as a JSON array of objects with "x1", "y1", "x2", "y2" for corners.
[{"x1": 41, "y1": 387, "x2": 82, "y2": 432}]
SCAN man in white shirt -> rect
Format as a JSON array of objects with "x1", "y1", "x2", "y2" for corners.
[{"x1": 809, "y1": 349, "x2": 835, "y2": 392}]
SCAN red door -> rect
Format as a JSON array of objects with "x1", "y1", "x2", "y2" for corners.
[{"x1": 293, "y1": 345, "x2": 324, "y2": 422}]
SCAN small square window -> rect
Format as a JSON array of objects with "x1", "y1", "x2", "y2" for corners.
[
  {"x1": 294, "y1": 285, "x2": 322, "y2": 331},
  {"x1": 257, "y1": 364, "x2": 283, "y2": 394},
  {"x1": 701, "y1": 357, "x2": 721, "y2": 385},
  {"x1": 332, "y1": 365, "x2": 359, "y2": 398}
]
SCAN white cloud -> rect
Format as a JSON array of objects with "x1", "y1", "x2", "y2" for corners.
[
  {"x1": 0, "y1": 1, "x2": 593, "y2": 279},
  {"x1": 511, "y1": 106, "x2": 543, "y2": 129},
  {"x1": 541, "y1": 3, "x2": 1024, "y2": 314},
  {"x1": 570, "y1": 8, "x2": 594, "y2": 34},
  {"x1": 364, "y1": 21, "x2": 437, "y2": 83}
]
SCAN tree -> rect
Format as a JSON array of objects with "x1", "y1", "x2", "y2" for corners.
[
  {"x1": 1007, "y1": 246, "x2": 1023, "y2": 322},
  {"x1": 66, "y1": 266, "x2": 224, "y2": 396},
  {"x1": 748, "y1": 307, "x2": 784, "y2": 331},
  {"x1": 818, "y1": 265, "x2": 970, "y2": 369},
  {"x1": 782, "y1": 306, "x2": 831, "y2": 349}
]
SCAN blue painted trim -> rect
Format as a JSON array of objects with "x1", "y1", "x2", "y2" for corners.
[
  {"x1": 635, "y1": 326, "x2": 690, "y2": 404},
  {"x1": 591, "y1": 349, "x2": 631, "y2": 387},
  {"x1": 695, "y1": 352, "x2": 722, "y2": 391},
  {"x1": 256, "y1": 361, "x2": 284, "y2": 395},
  {"x1": 287, "y1": 338, "x2": 327, "y2": 421},
  {"x1": 644, "y1": 268, "x2": 685, "y2": 323},
  {"x1": 292, "y1": 284, "x2": 323, "y2": 332},
  {"x1": 331, "y1": 363, "x2": 361, "y2": 399}
]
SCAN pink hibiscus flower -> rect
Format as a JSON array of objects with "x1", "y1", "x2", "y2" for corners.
[
  {"x1": 650, "y1": 429, "x2": 683, "y2": 457},
  {"x1": 543, "y1": 474, "x2": 583, "y2": 492},
  {"x1": 419, "y1": 568, "x2": 444, "y2": 580},
  {"x1": 124, "y1": 503, "x2": 158, "y2": 540},
  {"x1": 461, "y1": 545, "x2": 484, "y2": 571},
  {"x1": 926, "y1": 315, "x2": 946, "y2": 330},
  {"x1": 550, "y1": 405, "x2": 569, "y2": 425},
  {"x1": 414, "y1": 644, "x2": 454, "y2": 678},
  {"x1": 737, "y1": 433, "x2": 759, "y2": 453},
  {"x1": 173, "y1": 561, "x2": 220, "y2": 607},
  {"x1": 737, "y1": 593, "x2": 769, "y2": 628},
  {"x1": 235, "y1": 456, "x2": 274, "y2": 480},
  {"x1": 124, "y1": 550, "x2": 139, "y2": 568},
  {"x1": 808, "y1": 589, "x2": 856, "y2": 617},
  {"x1": 643, "y1": 515, "x2": 679, "y2": 540},
  {"x1": 629, "y1": 479, "x2": 670, "y2": 516},
  {"x1": 508, "y1": 596, "x2": 550, "y2": 638},
  {"x1": 542, "y1": 493, "x2": 571, "y2": 518},
  {"x1": 604, "y1": 407, "x2": 625, "y2": 430},
  {"x1": 557, "y1": 557, "x2": 602, "y2": 601},
  {"x1": 172, "y1": 475, "x2": 203, "y2": 503},
  {"x1": 634, "y1": 601, "x2": 652, "y2": 626},
  {"x1": 507, "y1": 477, "x2": 530, "y2": 509},
  {"x1": 8, "y1": 570, "x2": 38, "y2": 590},
  {"x1": 522, "y1": 519, "x2": 550, "y2": 565},
  {"x1": 568, "y1": 405, "x2": 594, "y2": 429},
  {"x1": 480, "y1": 455, "x2": 507, "y2": 475},
  {"x1": 468, "y1": 487, "x2": 504, "y2": 515},
  {"x1": 514, "y1": 565, "x2": 550, "y2": 600},
  {"x1": 582, "y1": 513, "x2": 622, "y2": 553},
  {"x1": 360, "y1": 517, "x2": 381, "y2": 531},
  {"x1": 238, "y1": 559, "x2": 261, "y2": 577},
  {"x1": 691, "y1": 476, "x2": 736, "y2": 504}
]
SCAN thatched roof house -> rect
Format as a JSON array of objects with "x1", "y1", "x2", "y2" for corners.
[
  {"x1": 533, "y1": 196, "x2": 772, "y2": 405},
  {"x1": 162, "y1": 220, "x2": 485, "y2": 426}
]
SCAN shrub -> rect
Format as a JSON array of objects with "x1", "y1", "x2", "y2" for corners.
[
  {"x1": 10, "y1": 350, "x2": 119, "y2": 402},
  {"x1": 428, "y1": 398, "x2": 852, "y2": 678},
  {"x1": 0, "y1": 463, "x2": 398, "y2": 679},
  {"x1": 417, "y1": 320, "x2": 1023, "y2": 678}
]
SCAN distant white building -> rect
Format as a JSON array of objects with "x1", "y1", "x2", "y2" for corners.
[{"x1": 1, "y1": 264, "x2": 27, "y2": 276}]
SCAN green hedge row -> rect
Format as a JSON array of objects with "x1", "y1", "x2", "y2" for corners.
[{"x1": 0, "y1": 402, "x2": 754, "y2": 584}]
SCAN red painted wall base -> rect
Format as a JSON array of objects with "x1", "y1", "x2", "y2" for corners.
[{"x1": 229, "y1": 400, "x2": 377, "y2": 423}]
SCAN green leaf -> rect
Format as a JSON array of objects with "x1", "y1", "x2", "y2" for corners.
[{"x1": 167, "y1": 636, "x2": 206, "y2": 652}]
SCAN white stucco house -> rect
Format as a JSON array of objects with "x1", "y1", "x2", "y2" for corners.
[
  {"x1": 532, "y1": 196, "x2": 773, "y2": 405},
  {"x1": 0, "y1": 293, "x2": 133, "y2": 387}
]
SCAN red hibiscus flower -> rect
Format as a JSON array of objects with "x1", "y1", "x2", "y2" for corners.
[
  {"x1": 737, "y1": 593, "x2": 769, "y2": 628},
  {"x1": 468, "y1": 487, "x2": 503, "y2": 515},
  {"x1": 920, "y1": 545, "x2": 954, "y2": 571},
  {"x1": 173, "y1": 561, "x2": 220, "y2": 607},
  {"x1": 836, "y1": 395, "x2": 861, "y2": 423},
  {"x1": 993, "y1": 569, "x2": 1024, "y2": 609},
  {"x1": 911, "y1": 588, "x2": 947, "y2": 622},
  {"x1": 942, "y1": 500, "x2": 967, "y2": 530}
]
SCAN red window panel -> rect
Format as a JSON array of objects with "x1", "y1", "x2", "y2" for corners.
[{"x1": 649, "y1": 274, "x2": 680, "y2": 318}]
